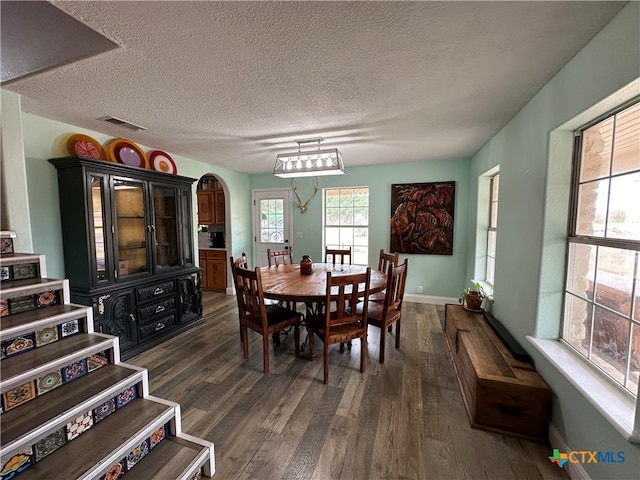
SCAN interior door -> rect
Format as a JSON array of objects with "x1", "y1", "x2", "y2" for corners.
[{"x1": 252, "y1": 188, "x2": 293, "y2": 267}]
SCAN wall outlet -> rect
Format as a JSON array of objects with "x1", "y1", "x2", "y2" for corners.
[
  {"x1": 296, "y1": 231, "x2": 303, "y2": 238},
  {"x1": 417, "y1": 286, "x2": 423, "y2": 293}
]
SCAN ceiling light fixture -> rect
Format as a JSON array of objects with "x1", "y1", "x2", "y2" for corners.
[{"x1": 273, "y1": 137, "x2": 344, "y2": 178}]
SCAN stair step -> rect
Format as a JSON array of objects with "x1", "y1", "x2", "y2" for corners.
[
  {"x1": 123, "y1": 435, "x2": 208, "y2": 480},
  {"x1": 0, "y1": 278, "x2": 67, "y2": 298},
  {"x1": 23, "y1": 398, "x2": 175, "y2": 479},
  {"x1": 1, "y1": 363, "x2": 144, "y2": 454},
  {"x1": 0, "y1": 303, "x2": 91, "y2": 341},
  {"x1": 1, "y1": 334, "x2": 116, "y2": 391}
]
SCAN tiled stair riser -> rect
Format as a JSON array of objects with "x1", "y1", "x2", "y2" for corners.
[
  {"x1": 0, "y1": 385, "x2": 142, "y2": 478},
  {"x1": 0, "y1": 290, "x2": 61, "y2": 318},
  {"x1": 1, "y1": 319, "x2": 81, "y2": 360},
  {"x1": 0, "y1": 263, "x2": 39, "y2": 282},
  {"x1": 1, "y1": 351, "x2": 108, "y2": 413}
]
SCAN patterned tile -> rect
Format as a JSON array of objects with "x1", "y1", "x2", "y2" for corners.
[
  {"x1": 36, "y1": 290, "x2": 58, "y2": 308},
  {"x1": 60, "y1": 319, "x2": 80, "y2": 337},
  {"x1": 12, "y1": 263, "x2": 36, "y2": 280},
  {"x1": 35, "y1": 326, "x2": 59, "y2": 347},
  {"x1": 0, "y1": 447, "x2": 34, "y2": 478},
  {"x1": 149, "y1": 425, "x2": 166, "y2": 449},
  {"x1": 66, "y1": 411, "x2": 94, "y2": 441},
  {"x1": 98, "y1": 458, "x2": 126, "y2": 480},
  {"x1": 0, "y1": 299, "x2": 8, "y2": 317},
  {"x1": 2, "y1": 333, "x2": 35, "y2": 357},
  {"x1": 34, "y1": 427, "x2": 67, "y2": 462},
  {"x1": 61, "y1": 359, "x2": 87, "y2": 383},
  {"x1": 87, "y1": 351, "x2": 109, "y2": 372},
  {"x1": 8, "y1": 295, "x2": 35, "y2": 314},
  {"x1": 126, "y1": 438, "x2": 150, "y2": 470},
  {"x1": 0, "y1": 266, "x2": 10, "y2": 281},
  {"x1": 116, "y1": 384, "x2": 137, "y2": 409},
  {"x1": 36, "y1": 371, "x2": 63, "y2": 395},
  {"x1": 93, "y1": 398, "x2": 117, "y2": 424},
  {"x1": 2, "y1": 381, "x2": 36, "y2": 411},
  {"x1": 0, "y1": 237, "x2": 14, "y2": 254}
]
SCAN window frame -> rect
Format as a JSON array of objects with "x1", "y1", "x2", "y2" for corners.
[
  {"x1": 562, "y1": 98, "x2": 640, "y2": 397},
  {"x1": 486, "y1": 172, "x2": 499, "y2": 288},
  {"x1": 323, "y1": 186, "x2": 369, "y2": 265}
]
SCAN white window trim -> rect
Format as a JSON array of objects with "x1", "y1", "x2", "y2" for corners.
[{"x1": 529, "y1": 336, "x2": 640, "y2": 444}]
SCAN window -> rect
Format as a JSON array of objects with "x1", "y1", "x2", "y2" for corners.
[
  {"x1": 563, "y1": 100, "x2": 640, "y2": 396},
  {"x1": 486, "y1": 173, "x2": 499, "y2": 287},
  {"x1": 324, "y1": 187, "x2": 369, "y2": 265}
]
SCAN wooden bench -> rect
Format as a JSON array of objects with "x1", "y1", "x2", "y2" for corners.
[{"x1": 444, "y1": 304, "x2": 551, "y2": 442}]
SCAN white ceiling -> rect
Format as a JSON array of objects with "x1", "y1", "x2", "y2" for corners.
[{"x1": 1, "y1": 1, "x2": 627, "y2": 174}]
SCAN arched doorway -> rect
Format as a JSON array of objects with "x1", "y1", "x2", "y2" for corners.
[{"x1": 197, "y1": 174, "x2": 227, "y2": 292}]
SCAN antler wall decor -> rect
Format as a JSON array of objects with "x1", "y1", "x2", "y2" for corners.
[{"x1": 291, "y1": 178, "x2": 318, "y2": 214}]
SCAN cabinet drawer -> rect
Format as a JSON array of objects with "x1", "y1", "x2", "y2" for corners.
[
  {"x1": 137, "y1": 281, "x2": 175, "y2": 301},
  {"x1": 203, "y1": 250, "x2": 225, "y2": 259},
  {"x1": 138, "y1": 297, "x2": 176, "y2": 323},
  {"x1": 139, "y1": 314, "x2": 176, "y2": 340}
]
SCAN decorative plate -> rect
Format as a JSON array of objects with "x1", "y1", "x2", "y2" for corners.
[
  {"x1": 106, "y1": 138, "x2": 148, "y2": 168},
  {"x1": 148, "y1": 150, "x2": 177, "y2": 174},
  {"x1": 67, "y1": 134, "x2": 106, "y2": 160}
]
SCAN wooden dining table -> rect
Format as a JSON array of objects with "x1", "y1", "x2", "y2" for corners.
[
  {"x1": 260, "y1": 262, "x2": 386, "y2": 351},
  {"x1": 259, "y1": 262, "x2": 386, "y2": 305}
]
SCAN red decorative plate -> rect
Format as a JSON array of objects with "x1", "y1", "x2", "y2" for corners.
[
  {"x1": 67, "y1": 134, "x2": 106, "y2": 160},
  {"x1": 106, "y1": 138, "x2": 148, "y2": 168},
  {"x1": 148, "y1": 150, "x2": 177, "y2": 174}
]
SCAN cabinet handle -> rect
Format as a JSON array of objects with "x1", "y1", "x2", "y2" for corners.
[
  {"x1": 154, "y1": 287, "x2": 165, "y2": 295},
  {"x1": 155, "y1": 323, "x2": 166, "y2": 331},
  {"x1": 155, "y1": 305, "x2": 166, "y2": 313},
  {"x1": 129, "y1": 314, "x2": 136, "y2": 322}
]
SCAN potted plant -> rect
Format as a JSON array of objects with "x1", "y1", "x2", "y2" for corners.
[{"x1": 458, "y1": 282, "x2": 487, "y2": 312}]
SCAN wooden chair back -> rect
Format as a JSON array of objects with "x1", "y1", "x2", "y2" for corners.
[
  {"x1": 377, "y1": 249, "x2": 399, "y2": 272},
  {"x1": 308, "y1": 267, "x2": 371, "y2": 383},
  {"x1": 231, "y1": 264, "x2": 267, "y2": 332},
  {"x1": 325, "y1": 246, "x2": 352, "y2": 266},
  {"x1": 382, "y1": 259, "x2": 408, "y2": 315},
  {"x1": 267, "y1": 248, "x2": 293, "y2": 266}
]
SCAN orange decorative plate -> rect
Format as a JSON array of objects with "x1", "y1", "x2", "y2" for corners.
[
  {"x1": 67, "y1": 134, "x2": 106, "y2": 160},
  {"x1": 148, "y1": 150, "x2": 177, "y2": 174},
  {"x1": 106, "y1": 138, "x2": 148, "y2": 168}
]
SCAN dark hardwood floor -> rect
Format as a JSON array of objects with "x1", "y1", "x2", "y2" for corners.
[{"x1": 129, "y1": 292, "x2": 568, "y2": 480}]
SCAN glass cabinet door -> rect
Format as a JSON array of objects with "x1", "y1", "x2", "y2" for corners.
[
  {"x1": 90, "y1": 175, "x2": 110, "y2": 283},
  {"x1": 114, "y1": 178, "x2": 149, "y2": 277},
  {"x1": 152, "y1": 184, "x2": 179, "y2": 271},
  {"x1": 179, "y1": 187, "x2": 194, "y2": 267}
]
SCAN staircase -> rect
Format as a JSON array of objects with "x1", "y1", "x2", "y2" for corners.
[{"x1": 0, "y1": 231, "x2": 215, "y2": 479}]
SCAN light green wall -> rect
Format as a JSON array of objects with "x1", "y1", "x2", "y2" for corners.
[
  {"x1": 468, "y1": 3, "x2": 640, "y2": 478},
  {"x1": 250, "y1": 157, "x2": 470, "y2": 298},
  {"x1": 19, "y1": 113, "x2": 252, "y2": 282}
]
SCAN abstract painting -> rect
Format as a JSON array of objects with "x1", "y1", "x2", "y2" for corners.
[{"x1": 390, "y1": 182, "x2": 455, "y2": 255}]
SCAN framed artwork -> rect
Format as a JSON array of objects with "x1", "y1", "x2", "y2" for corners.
[{"x1": 390, "y1": 181, "x2": 455, "y2": 255}]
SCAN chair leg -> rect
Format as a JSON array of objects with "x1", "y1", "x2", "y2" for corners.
[
  {"x1": 323, "y1": 342, "x2": 329, "y2": 384},
  {"x1": 340, "y1": 342, "x2": 345, "y2": 353},
  {"x1": 309, "y1": 330, "x2": 315, "y2": 361},
  {"x1": 294, "y1": 324, "x2": 300, "y2": 358},
  {"x1": 361, "y1": 334, "x2": 367, "y2": 373},
  {"x1": 263, "y1": 333, "x2": 270, "y2": 373},
  {"x1": 242, "y1": 324, "x2": 249, "y2": 359},
  {"x1": 395, "y1": 319, "x2": 401, "y2": 349},
  {"x1": 379, "y1": 324, "x2": 386, "y2": 364}
]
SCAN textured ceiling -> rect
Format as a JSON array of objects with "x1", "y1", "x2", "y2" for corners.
[{"x1": 1, "y1": 1, "x2": 628, "y2": 174}]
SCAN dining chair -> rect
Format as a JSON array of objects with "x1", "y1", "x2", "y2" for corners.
[
  {"x1": 325, "y1": 246, "x2": 352, "y2": 266},
  {"x1": 357, "y1": 259, "x2": 408, "y2": 363},
  {"x1": 230, "y1": 253, "x2": 249, "y2": 341},
  {"x1": 230, "y1": 263, "x2": 301, "y2": 373},
  {"x1": 307, "y1": 267, "x2": 371, "y2": 384},
  {"x1": 370, "y1": 249, "x2": 400, "y2": 303},
  {"x1": 267, "y1": 248, "x2": 294, "y2": 266}
]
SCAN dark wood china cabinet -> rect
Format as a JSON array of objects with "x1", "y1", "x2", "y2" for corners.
[{"x1": 50, "y1": 157, "x2": 203, "y2": 359}]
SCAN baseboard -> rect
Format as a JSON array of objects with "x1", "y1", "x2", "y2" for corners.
[
  {"x1": 549, "y1": 423, "x2": 591, "y2": 480},
  {"x1": 404, "y1": 294, "x2": 456, "y2": 305}
]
